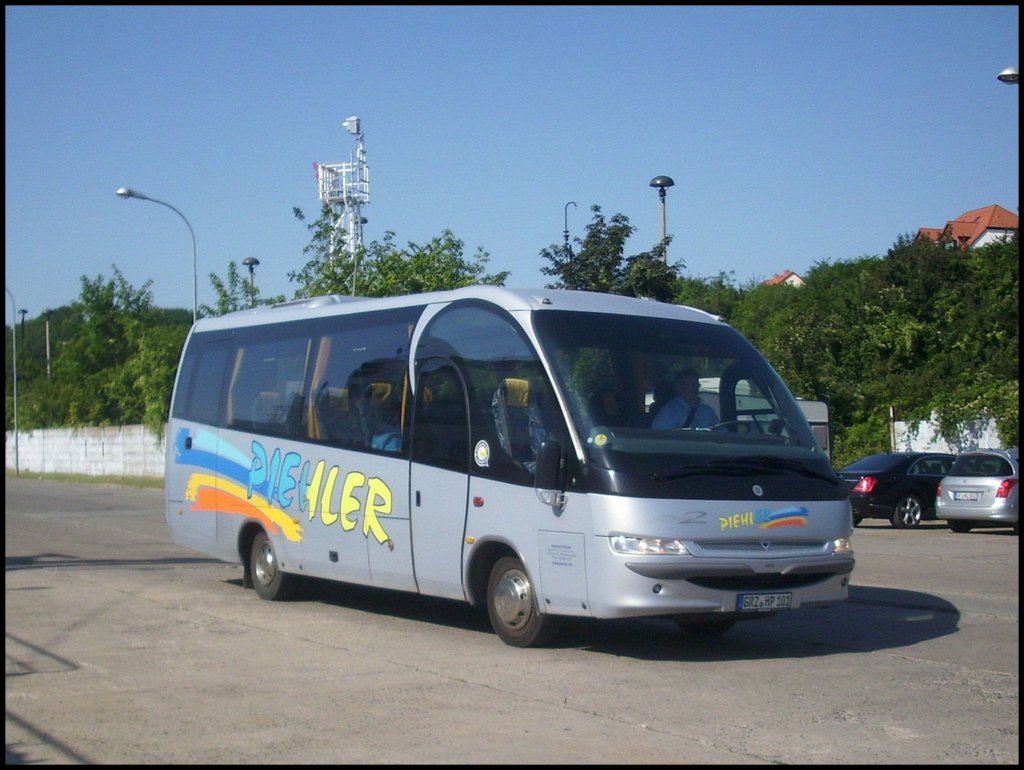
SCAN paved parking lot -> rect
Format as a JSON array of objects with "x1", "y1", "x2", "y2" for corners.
[{"x1": 5, "y1": 476, "x2": 1018, "y2": 764}]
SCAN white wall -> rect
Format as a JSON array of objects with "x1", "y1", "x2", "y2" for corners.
[
  {"x1": 6, "y1": 425, "x2": 165, "y2": 478},
  {"x1": 893, "y1": 415, "x2": 1003, "y2": 454}
]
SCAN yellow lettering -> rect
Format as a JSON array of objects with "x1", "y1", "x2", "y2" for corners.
[
  {"x1": 307, "y1": 461, "x2": 325, "y2": 520},
  {"x1": 720, "y1": 511, "x2": 757, "y2": 531},
  {"x1": 320, "y1": 466, "x2": 340, "y2": 526},
  {"x1": 340, "y1": 471, "x2": 365, "y2": 532},
  {"x1": 363, "y1": 477, "x2": 392, "y2": 544}
]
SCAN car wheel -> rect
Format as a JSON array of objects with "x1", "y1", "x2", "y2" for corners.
[
  {"x1": 487, "y1": 556, "x2": 560, "y2": 647},
  {"x1": 250, "y1": 530, "x2": 297, "y2": 600},
  {"x1": 948, "y1": 521, "x2": 973, "y2": 534},
  {"x1": 891, "y1": 495, "x2": 923, "y2": 528},
  {"x1": 852, "y1": 515, "x2": 863, "y2": 527}
]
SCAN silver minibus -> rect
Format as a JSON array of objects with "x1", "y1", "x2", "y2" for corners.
[{"x1": 165, "y1": 286, "x2": 854, "y2": 646}]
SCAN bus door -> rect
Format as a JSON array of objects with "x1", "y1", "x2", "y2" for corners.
[{"x1": 408, "y1": 358, "x2": 472, "y2": 600}]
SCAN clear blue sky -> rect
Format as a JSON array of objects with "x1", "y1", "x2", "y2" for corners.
[{"x1": 5, "y1": 5, "x2": 1019, "y2": 320}]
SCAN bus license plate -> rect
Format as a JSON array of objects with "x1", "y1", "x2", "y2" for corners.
[{"x1": 737, "y1": 592, "x2": 792, "y2": 612}]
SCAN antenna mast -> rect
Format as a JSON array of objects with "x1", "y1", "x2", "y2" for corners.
[{"x1": 313, "y1": 115, "x2": 370, "y2": 294}]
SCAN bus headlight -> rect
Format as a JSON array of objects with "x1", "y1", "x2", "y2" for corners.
[
  {"x1": 609, "y1": 535, "x2": 689, "y2": 555},
  {"x1": 833, "y1": 536, "x2": 853, "y2": 554}
]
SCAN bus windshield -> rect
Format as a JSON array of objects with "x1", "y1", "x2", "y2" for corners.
[{"x1": 533, "y1": 310, "x2": 827, "y2": 477}]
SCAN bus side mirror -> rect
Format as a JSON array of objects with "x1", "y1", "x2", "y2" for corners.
[{"x1": 534, "y1": 440, "x2": 565, "y2": 511}]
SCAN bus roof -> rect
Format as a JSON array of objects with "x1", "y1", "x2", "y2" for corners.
[{"x1": 196, "y1": 286, "x2": 726, "y2": 331}]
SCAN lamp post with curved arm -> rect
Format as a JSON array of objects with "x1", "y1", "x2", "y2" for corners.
[
  {"x1": 116, "y1": 187, "x2": 198, "y2": 323},
  {"x1": 563, "y1": 201, "x2": 577, "y2": 256}
]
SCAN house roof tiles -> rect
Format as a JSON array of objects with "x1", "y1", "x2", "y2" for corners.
[{"x1": 916, "y1": 204, "x2": 1019, "y2": 248}]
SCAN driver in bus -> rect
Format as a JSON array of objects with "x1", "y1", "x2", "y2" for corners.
[{"x1": 651, "y1": 369, "x2": 719, "y2": 430}]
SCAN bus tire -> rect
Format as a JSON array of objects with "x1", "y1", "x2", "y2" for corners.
[
  {"x1": 250, "y1": 530, "x2": 296, "y2": 601},
  {"x1": 486, "y1": 556, "x2": 559, "y2": 647}
]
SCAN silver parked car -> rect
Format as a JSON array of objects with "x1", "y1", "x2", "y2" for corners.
[{"x1": 936, "y1": 448, "x2": 1019, "y2": 534}]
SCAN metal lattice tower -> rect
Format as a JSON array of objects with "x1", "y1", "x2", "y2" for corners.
[{"x1": 313, "y1": 116, "x2": 370, "y2": 292}]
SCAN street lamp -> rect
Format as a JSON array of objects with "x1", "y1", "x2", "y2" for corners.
[
  {"x1": 997, "y1": 67, "x2": 1018, "y2": 85},
  {"x1": 116, "y1": 187, "x2": 198, "y2": 323},
  {"x1": 44, "y1": 309, "x2": 52, "y2": 380},
  {"x1": 5, "y1": 286, "x2": 19, "y2": 475},
  {"x1": 649, "y1": 175, "x2": 675, "y2": 263},
  {"x1": 563, "y1": 201, "x2": 577, "y2": 256},
  {"x1": 242, "y1": 257, "x2": 260, "y2": 308}
]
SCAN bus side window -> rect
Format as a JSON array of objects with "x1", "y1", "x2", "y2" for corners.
[
  {"x1": 416, "y1": 301, "x2": 566, "y2": 485},
  {"x1": 366, "y1": 381, "x2": 402, "y2": 452},
  {"x1": 172, "y1": 338, "x2": 229, "y2": 426},
  {"x1": 492, "y1": 377, "x2": 534, "y2": 463},
  {"x1": 313, "y1": 386, "x2": 351, "y2": 442},
  {"x1": 413, "y1": 362, "x2": 469, "y2": 471},
  {"x1": 251, "y1": 391, "x2": 283, "y2": 428}
]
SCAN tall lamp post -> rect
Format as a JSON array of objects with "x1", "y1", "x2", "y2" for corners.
[
  {"x1": 44, "y1": 309, "x2": 52, "y2": 380},
  {"x1": 997, "y1": 66, "x2": 1018, "y2": 85},
  {"x1": 5, "y1": 286, "x2": 19, "y2": 475},
  {"x1": 649, "y1": 176, "x2": 675, "y2": 263},
  {"x1": 242, "y1": 257, "x2": 260, "y2": 308},
  {"x1": 116, "y1": 187, "x2": 198, "y2": 323},
  {"x1": 563, "y1": 201, "x2": 577, "y2": 256}
]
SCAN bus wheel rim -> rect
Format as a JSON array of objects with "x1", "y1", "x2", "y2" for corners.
[{"x1": 493, "y1": 570, "x2": 531, "y2": 628}]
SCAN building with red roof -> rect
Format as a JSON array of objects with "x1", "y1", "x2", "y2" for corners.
[
  {"x1": 915, "y1": 204, "x2": 1018, "y2": 249},
  {"x1": 764, "y1": 269, "x2": 805, "y2": 287}
]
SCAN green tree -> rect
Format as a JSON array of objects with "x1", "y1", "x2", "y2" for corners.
[
  {"x1": 288, "y1": 205, "x2": 508, "y2": 298},
  {"x1": 202, "y1": 260, "x2": 287, "y2": 317},
  {"x1": 926, "y1": 236, "x2": 1019, "y2": 447},
  {"x1": 673, "y1": 271, "x2": 746, "y2": 319},
  {"x1": 726, "y1": 234, "x2": 1018, "y2": 465},
  {"x1": 539, "y1": 205, "x2": 681, "y2": 300},
  {"x1": 13, "y1": 266, "x2": 188, "y2": 435}
]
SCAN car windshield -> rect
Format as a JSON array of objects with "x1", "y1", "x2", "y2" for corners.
[
  {"x1": 949, "y1": 454, "x2": 1015, "y2": 478},
  {"x1": 532, "y1": 310, "x2": 828, "y2": 479},
  {"x1": 841, "y1": 454, "x2": 907, "y2": 473}
]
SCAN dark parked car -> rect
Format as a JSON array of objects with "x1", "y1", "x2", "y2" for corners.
[
  {"x1": 838, "y1": 452, "x2": 956, "y2": 528},
  {"x1": 936, "y1": 448, "x2": 1019, "y2": 534}
]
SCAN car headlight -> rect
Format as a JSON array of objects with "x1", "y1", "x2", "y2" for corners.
[
  {"x1": 609, "y1": 535, "x2": 689, "y2": 555},
  {"x1": 833, "y1": 536, "x2": 853, "y2": 554}
]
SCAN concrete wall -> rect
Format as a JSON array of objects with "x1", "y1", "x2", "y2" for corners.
[
  {"x1": 6, "y1": 425, "x2": 165, "y2": 478},
  {"x1": 893, "y1": 416, "x2": 1003, "y2": 454}
]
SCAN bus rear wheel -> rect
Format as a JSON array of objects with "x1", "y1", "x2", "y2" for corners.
[
  {"x1": 250, "y1": 530, "x2": 296, "y2": 600},
  {"x1": 487, "y1": 557, "x2": 560, "y2": 647}
]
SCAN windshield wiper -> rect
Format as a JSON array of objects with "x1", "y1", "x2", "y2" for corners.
[
  {"x1": 652, "y1": 455, "x2": 839, "y2": 484},
  {"x1": 740, "y1": 455, "x2": 840, "y2": 483},
  {"x1": 651, "y1": 461, "x2": 747, "y2": 481}
]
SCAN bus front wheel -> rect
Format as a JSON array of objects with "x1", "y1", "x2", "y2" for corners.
[
  {"x1": 486, "y1": 557, "x2": 560, "y2": 647},
  {"x1": 250, "y1": 530, "x2": 296, "y2": 601}
]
